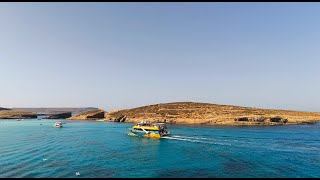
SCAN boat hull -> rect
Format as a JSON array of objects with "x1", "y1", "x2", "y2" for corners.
[{"x1": 128, "y1": 130, "x2": 161, "y2": 138}]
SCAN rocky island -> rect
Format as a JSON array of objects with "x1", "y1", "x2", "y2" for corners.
[
  {"x1": 0, "y1": 109, "x2": 37, "y2": 119},
  {"x1": 104, "y1": 102, "x2": 320, "y2": 126},
  {"x1": 0, "y1": 107, "x2": 99, "y2": 120},
  {"x1": 12, "y1": 107, "x2": 99, "y2": 116},
  {"x1": 67, "y1": 109, "x2": 105, "y2": 120},
  {"x1": 45, "y1": 112, "x2": 72, "y2": 119}
]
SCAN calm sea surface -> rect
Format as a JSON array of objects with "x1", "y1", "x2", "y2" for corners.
[{"x1": 0, "y1": 119, "x2": 319, "y2": 178}]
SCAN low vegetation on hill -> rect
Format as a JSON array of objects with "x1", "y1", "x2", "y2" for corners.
[{"x1": 105, "y1": 102, "x2": 320, "y2": 126}]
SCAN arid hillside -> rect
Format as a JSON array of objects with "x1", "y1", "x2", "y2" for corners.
[{"x1": 105, "y1": 102, "x2": 320, "y2": 126}]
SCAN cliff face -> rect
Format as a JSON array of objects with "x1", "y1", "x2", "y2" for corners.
[
  {"x1": 105, "y1": 102, "x2": 320, "y2": 126},
  {"x1": 0, "y1": 110, "x2": 37, "y2": 119},
  {"x1": 45, "y1": 112, "x2": 72, "y2": 119},
  {"x1": 68, "y1": 109, "x2": 105, "y2": 120}
]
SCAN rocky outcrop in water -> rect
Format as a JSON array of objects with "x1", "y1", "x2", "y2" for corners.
[
  {"x1": 45, "y1": 112, "x2": 72, "y2": 119},
  {"x1": 105, "y1": 102, "x2": 320, "y2": 126},
  {"x1": 0, "y1": 110, "x2": 37, "y2": 119},
  {"x1": 68, "y1": 109, "x2": 105, "y2": 120},
  {"x1": 0, "y1": 107, "x2": 10, "y2": 111}
]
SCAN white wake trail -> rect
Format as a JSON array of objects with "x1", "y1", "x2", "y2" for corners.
[
  {"x1": 172, "y1": 135, "x2": 211, "y2": 140},
  {"x1": 161, "y1": 136, "x2": 231, "y2": 146}
]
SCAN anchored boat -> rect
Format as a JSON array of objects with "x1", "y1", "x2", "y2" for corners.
[
  {"x1": 53, "y1": 122, "x2": 63, "y2": 128},
  {"x1": 128, "y1": 120, "x2": 170, "y2": 138}
]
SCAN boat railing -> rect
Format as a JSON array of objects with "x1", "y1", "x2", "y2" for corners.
[{"x1": 139, "y1": 126, "x2": 150, "y2": 134}]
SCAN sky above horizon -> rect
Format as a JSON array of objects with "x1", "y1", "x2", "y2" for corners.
[{"x1": 1, "y1": 2, "x2": 320, "y2": 112}]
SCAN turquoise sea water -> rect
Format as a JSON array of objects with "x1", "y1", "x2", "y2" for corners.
[{"x1": 0, "y1": 119, "x2": 319, "y2": 178}]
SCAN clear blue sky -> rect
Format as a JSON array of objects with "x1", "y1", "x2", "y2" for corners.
[{"x1": 1, "y1": 2, "x2": 320, "y2": 111}]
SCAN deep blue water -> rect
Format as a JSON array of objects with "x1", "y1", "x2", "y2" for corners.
[{"x1": 0, "y1": 119, "x2": 319, "y2": 178}]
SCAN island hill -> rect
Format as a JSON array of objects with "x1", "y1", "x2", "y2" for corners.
[{"x1": 66, "y1": 102, "x2": 320, "y2": 126}]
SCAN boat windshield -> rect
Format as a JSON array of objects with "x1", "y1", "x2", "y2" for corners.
[
  {"x1": 136, "y1": 123, "x2": 153, "y2": 126},
  {"x1": 153, "y1": 123, "x2": 167, "y2": 129}
]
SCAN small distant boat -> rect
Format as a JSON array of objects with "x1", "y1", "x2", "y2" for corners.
[
  {"x1": 128, "y1": 120, "x2": 170, "y2": 138},
  {"x1": 53, "y1": 122, "x2": 63, "y2": 128},
  {"x1": 95, "y1": 119, "x2": 105, "y2": 122}
]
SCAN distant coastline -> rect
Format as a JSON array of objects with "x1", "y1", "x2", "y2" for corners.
[
  {"x1": 0, "y1": 107, "x2": 98, "y2": 119},
  {"x1": 2, "y1": 102, "x2": 320, "y2": 126}
]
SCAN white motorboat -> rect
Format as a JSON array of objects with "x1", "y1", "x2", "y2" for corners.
[{"x1": 53, "y1": 122, "x2": 63, "y2": 128}]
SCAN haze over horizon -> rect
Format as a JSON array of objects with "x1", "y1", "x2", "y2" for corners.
[{"x1": 1, "y1": 3, "x2": 320, "y2": 112}]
